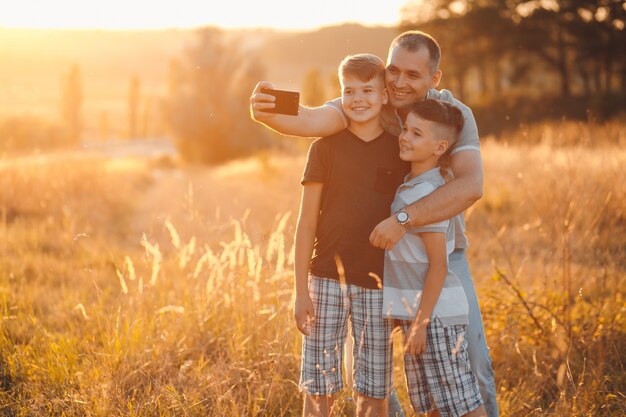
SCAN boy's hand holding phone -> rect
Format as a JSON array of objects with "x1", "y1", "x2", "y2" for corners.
[{"x1": 250, "y1": 81, "x2": 300, "y2": 118}]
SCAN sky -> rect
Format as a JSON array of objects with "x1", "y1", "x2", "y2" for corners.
[{"x1": 0, "y1": 0, "x2": 411, "y2": 31}]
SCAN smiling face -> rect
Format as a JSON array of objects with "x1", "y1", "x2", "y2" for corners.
[
  {"x1": 340, "y1": 74, "x2": 388, "y2": 125},
  {"x1": 385, "y1": 45, "x2": 442, "y2": 112},
  {"x1": 398, "y1": 112, "x2": 449, "y2": 164}
]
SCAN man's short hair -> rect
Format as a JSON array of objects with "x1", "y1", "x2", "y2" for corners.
[
  {"x1": 338, "y1": 53, "x2": 385, "y2": 83},
  {"x1": 389, "y1": 30, "x2": 441, "y2": 73},
  {"x1": 408, "y1": 99, "x2": 464, "y2": 144}
]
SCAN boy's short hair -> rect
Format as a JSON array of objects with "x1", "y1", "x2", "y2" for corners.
[
  {"x1": 338, "y1": 53, "x2": 385, "y2": 84},
  {"x1": 407, "y1": 99, "x2": 464, "y2": 145},
  {"x1": 389, "y1": 30, "x2": 441, "y2": 73}
]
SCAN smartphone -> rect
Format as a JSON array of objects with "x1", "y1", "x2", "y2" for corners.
[{"x1": 260, "y1": 88, "x2": 300, "y2": 116}]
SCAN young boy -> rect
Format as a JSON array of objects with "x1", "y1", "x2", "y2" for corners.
[
  {"x1": 382, "y1": 99, "x2": 487, "y2": 417},
  {"x1": 294, "y1": 53, "x2": 408, "y2": 417}
]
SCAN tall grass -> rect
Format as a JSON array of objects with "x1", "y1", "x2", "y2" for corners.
[
  {"x1": 469, "y1": 139, "x2": 625, "y2": 416},
  {"x1": 0, "y1": 122, "x2": 624, "y2": 416}
]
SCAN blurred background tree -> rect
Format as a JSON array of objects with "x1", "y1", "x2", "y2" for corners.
[
  {"x1": 164, "y1": 27, "x2": 270, "y2": 164},
  {"x1": 400, "y1": 0, "x2": 626, "y2": 133},
  {"x1": 128, "y1": 75, "x2": 140, "y2": 139},
  {"x1": 301, "y1": 68, "x2": 327, "y2": 106},
  {"x1": 60, "y1": 63, "x2": 83, "y2": 144}
]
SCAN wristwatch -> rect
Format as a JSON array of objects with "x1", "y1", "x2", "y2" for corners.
[{"x1": 395, "y1": 209, "x2": 412, "y2": 230}]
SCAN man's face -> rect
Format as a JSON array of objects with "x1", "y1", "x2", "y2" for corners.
[{"x1": 385, "y1": 46, "x2": 441, "y2": 111}]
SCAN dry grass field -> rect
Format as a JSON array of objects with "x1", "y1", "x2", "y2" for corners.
[{"x1": 0, "y1": 120, "x2": 624, "y2": 416}]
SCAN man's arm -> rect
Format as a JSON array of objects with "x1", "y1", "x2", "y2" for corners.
[
  {"x1": 250, "y1": 81, "x2": 347, "y2": 137},
  {"x1": 293, "y1": 182, "x2": 323, "y2": 336},
  {"x1": 370, "y1": 150, "x2": 483, "y2": 250}
]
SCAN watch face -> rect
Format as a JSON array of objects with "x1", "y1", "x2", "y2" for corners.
[{"x1": 396, "y1": 211, "x2": 409, "y2": 223}]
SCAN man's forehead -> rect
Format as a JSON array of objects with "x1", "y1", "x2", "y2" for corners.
[{"x1": 386, "y1": 45, "x2": 430, "y2": 67}]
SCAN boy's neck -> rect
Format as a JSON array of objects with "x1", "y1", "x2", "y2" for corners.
[
  {"x1": 347, "y1": 117, "x2": 384, "y2": 142},
  {"x1": 409, "y1": 158, "x2": 439, "y2": 180}
]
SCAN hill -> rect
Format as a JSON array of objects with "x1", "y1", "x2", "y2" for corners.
[
  {"x1": 257, "y1": 23, "x2": 397, "y2": 90},
  {"x1": 0, "y1": 24, "x2": 398, "y2": 135}
]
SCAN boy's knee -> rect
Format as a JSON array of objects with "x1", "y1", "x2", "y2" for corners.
[
  {"x1": 303, "y1": 393, "x2": 336, "y2": 417},
  {"x1": 354, "y1": 392, "x2": 388, "y2": 416}
]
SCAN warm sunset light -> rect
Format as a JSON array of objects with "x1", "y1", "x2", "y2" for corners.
[
  {"x1": 1, "y1": 2, "x2": 624, "y2": 414},
  {"x1": 0, "y1": 0, "x2": 408, "y2": 30}
]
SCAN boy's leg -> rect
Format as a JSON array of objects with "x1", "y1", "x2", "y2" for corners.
[
  {"x1": 450, "y1": 249, "x2": 499, "y2": 417},
  {"x1": 421, "y1": 319, "x2": 483, "y2": 417},
  {"x1": 401, "y1": 320, "x2": 436, "y2": 415},
  {"x1": 346, "y1": 319, "x2": 405, "y2": 417},
  {"x1": 300, "y1": 276, "x2": 350, "y2": 415},
  {"x1": 350, "y1": 285, "x2": 394, "y2": 417},
  {"x1": 388, "y1": 388, "x2": 406, "y2": 417},
  {"x1": 303, "y1": 394, "x2": 336, "y2": 417},
  {"x1": 426, "y1": 406, "x2": 487, "y2": 417}
]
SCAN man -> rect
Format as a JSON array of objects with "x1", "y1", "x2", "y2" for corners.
[{"x1": 249, "y1": 30, "x2": 499, "y2": 417}]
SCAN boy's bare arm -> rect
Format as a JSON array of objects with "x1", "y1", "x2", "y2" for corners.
[
  {"x1": 404, "y1": 232, "x2": 448, "y2": 355},
  {"x1": 293, "y1": 182, "x2": 323, "y2": 336},
  {"x1": 250, "y1": 81, "x2": 347, "y2": 137},
  {"x1": 370, "y1": 150, "x2": 483, "y2": 250}
]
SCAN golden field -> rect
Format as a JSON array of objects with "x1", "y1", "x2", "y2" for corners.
[{"x1": 0, "y1": 120, "x2": 624, "y2": 416}]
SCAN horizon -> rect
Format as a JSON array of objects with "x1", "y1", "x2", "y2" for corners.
[
  {"x1": 0, "y1": 20, "x2": 397, "y2": 34},
  {"x1": 0, "y1": 0, "x2": 409, "y2": 31}
]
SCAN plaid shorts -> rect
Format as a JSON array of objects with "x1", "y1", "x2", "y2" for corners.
[
  {"x1": 299, "y1": 275, "x2": 394, "y2": 399},
  {"x1": 401, "y1": 318, "x2": 483, "y2": 417}
]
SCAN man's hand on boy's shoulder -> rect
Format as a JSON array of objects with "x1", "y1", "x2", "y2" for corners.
[
  {"x1": 294, "y1": 294, "x2": 315, "y2": 336},
  {"x1": 369, "y1": 215, "x2": 407, "y2": 250}
]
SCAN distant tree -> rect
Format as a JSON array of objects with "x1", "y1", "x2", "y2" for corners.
[
  {"x1": 0, "y1": 116, "x2": 67, "y2": 151},
  {"x1": 302, "y1": 68, "x2": 326, "y2": 106},
  {"x1": 165, "y1": 27, "x2": 269, "y2": 164},
  {"x1": 128, "y1": 75, "x2": 140, "y2": 139},
  {"x1": 400, "y1": 0, "x2": 626, "y2": 101},
  {"x1": 99, "y1": 111, "x2": 110, "y2": 141},
  {"x1": 141, "y1": 96, "x2": 152, "y2": 138},
  {"x1": 60, "y1": 64, "x2": 83, "y2": 143}
]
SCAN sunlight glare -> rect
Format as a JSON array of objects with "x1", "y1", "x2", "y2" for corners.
[{"x1": 0, "y1": 0, "x2": 407, "y2": 30}]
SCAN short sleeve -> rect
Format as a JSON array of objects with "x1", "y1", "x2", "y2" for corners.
[
  {"x1": 451, "y1": 106, "x2": 480, "y2": 156},
  {"x1": 301, "y1": 138, "x2": 330, "y2": 185},
  {"x1": 323, "y1": 97, "x2": 349, "y2": 129}
]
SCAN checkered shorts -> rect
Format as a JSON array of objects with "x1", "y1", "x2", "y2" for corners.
[
  {"x1": 299, "y1": 275, "x2": 394, "y2": 399},
  {"x1": 401, "y1": 318, "x2": 483, "y2": 417}
]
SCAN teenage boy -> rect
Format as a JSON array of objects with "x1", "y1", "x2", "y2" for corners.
[
  {"x1": 250, "y1": 30, "x2": 498, "y2": 417},
  {"x1": 294, "y1": 53, "x2": 407, "y2": 417},
  {"x1": 384, "y1": 99, "x2": 486, "y2": 417}
]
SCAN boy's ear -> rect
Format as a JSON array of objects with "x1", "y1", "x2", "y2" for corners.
[
  {"x1": 434, "y1": 139, "x2": 449, "y2": 156},
  {"x1": 382, "y1": 88, "x2": 389, "y2": 105}
]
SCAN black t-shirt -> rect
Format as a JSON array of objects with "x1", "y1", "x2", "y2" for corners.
[{"x1": 301, "y1": 129, "x2": 409, "y2": 289}]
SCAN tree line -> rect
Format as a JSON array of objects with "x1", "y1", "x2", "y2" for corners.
[{"x1": 400, "y1": 0, "x2": 626, "y2": 132}]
